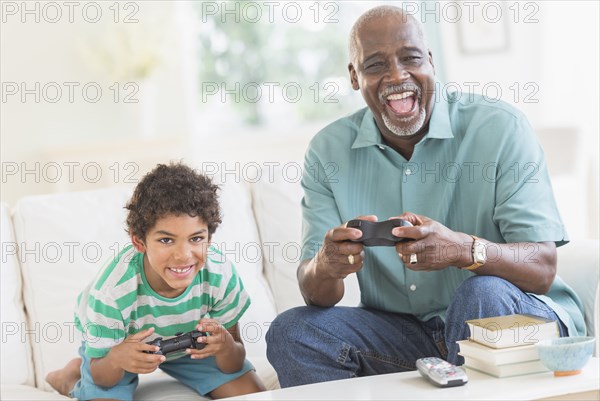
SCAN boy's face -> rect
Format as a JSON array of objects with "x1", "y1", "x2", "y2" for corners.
[{"x1": 131, "y1": 214, "x2": 210, "y2": 298}]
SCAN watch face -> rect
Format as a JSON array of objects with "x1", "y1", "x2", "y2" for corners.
[{"x1": 474, "y1": 242, "x2": 487, "y2": 263}]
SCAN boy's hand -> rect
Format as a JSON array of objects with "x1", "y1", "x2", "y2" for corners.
[
  {"x1": 186, "y1": 318, "x2": 235, "y2": 359},
  {"x1": 107, "y1": 327, "x2": 166, "y2": 374}
]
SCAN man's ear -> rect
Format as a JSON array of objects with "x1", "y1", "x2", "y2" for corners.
[
  {"x1": 428, "y1": 50, "x2": 435, "y2": 75},
  {"x1": 348, "y1": 63, "x2": 360, "y2": 90},
  {"x1": 131, "y1": 232, "x2": 146, "y2": 253}
]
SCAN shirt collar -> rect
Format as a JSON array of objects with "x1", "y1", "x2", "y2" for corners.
[
  {"x1": 426, "y1": 87, "x2": 454, "y2": 140},
  {"x1": 351, "y1": 109, "x2": 382, "y2": 149},
  {"x1": 351, "y1": 84, "x2": 454, "y2": 149}
]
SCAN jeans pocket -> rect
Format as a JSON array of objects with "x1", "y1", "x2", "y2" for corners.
[{"x1": 337, "y1": 343, "x2": 351, "y2": 365}]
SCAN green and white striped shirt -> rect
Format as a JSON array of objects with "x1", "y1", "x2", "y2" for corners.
[{"x1": 74, "y1": 244, "x2": 250, "y2": 358}]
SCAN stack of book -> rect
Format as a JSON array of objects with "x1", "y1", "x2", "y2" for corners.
[{"x1": 458, "y1": 314, "x2": 559, "y2": 378}]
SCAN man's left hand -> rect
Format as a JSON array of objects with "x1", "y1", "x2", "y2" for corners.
[{"x1": 392, "y1": 212, "x2": 473, "y2": 271}]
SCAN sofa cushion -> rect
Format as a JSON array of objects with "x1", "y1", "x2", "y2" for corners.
[
  {"x1": 251, "y1": 166, "x2": 361, "y2": 313},
  {"x1": 208, "y1": 180, "x2": 278, "y2": 359},
  {"x1": 0, "y1": 384, "x2": 70, "y2": 400},
  {"x1": 13, "y1": 187, "x2": 133, "y2": 390},
  {"x1": 13, "y1": 181, "x2": 276, "y2": 391},
  {"x1": 1, "y1": 203, "x2": 35, "y2": 385}
]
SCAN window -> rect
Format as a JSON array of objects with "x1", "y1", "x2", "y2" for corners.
[{"x1": 194, "y1": 1, "x2": 379, "y2": 128}]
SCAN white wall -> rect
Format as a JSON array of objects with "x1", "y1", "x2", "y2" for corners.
[
  {"x1": 538, "y1": 2, "x2": 599, "y2": 239},
  {"x1": 1, "y1": 1, "x2": 193, "y2": 200},
  {"x1": 1, "y1": 1, "x2": 598, "y2": 238},
  {"x1": 436, "y1": 1, "x2": 598, "y2": 238}
]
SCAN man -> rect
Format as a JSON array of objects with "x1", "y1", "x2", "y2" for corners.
[{"x1": 265, "y1": 5, "x2": 585, "y2": 387}]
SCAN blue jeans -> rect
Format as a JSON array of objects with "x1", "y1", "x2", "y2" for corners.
[{"x1": 266, "y1": 276, "x2": 568, "y2": 387}]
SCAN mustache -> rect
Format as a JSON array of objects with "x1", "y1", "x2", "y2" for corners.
[{"x1": 379, "y1": 83, "x2": 421, "y2": 102}]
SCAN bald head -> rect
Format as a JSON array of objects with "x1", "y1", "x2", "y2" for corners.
[
  {"x1": 345, "y1": 5, "x2": 436, "y2": 142},
  {"x1": 348, "y1": 6, "x2": 427, "y2": 64}
]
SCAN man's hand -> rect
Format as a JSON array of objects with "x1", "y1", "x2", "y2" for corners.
[
  {"x1": 391, "y1": 212, "x2": 557, "y2": 294},
  {"x1": 392, "y1": 212, "x2": 472, "y2": 271},
  {"x1": 314, "y1": 214, "x2": 377, "y2": 279},
  {"x1": 297, "y1": 215, "x2": 376, "y2": 306},
  {"x1": 105, "y1": 327, "x2": 166, "y2": 374}
]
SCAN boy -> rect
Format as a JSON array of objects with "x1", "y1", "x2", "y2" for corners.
[{"x1": 47, "y1": 163, "x2": 265, "y2": 399}]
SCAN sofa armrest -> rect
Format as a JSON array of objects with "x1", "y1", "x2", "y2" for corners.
[
  {"x1": 1, "y1": 203, "x2": 35, "y2": 386},
  {"x1": 556, "y1": 240, "x2": 600, "y2": 355}
]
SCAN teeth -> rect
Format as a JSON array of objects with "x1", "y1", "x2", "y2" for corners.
[
  {"x1": 169, "y1": 265, "x2": 192, "y2": 273},
  {"x1": 387, "y1": 91, "x2": 414, "y2": 100}
]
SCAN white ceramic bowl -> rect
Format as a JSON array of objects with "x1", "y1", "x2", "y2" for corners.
[{"x1": 536, "y1": 337, "x2": 595, "y2": 376}]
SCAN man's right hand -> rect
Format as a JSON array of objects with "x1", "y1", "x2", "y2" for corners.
[
  {"x1": 298, "y1": 215, "x2": 377, "y2": 306},
  {"x1": 315, "y1": 215, "x2": 378, "y2": 279},
  {"x1": 90, "y1": 327, "x2": 165, "y2": 387}
]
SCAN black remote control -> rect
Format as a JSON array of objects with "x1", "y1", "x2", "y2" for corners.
[
  {"x1": 347, "y1": 219, "x2": 413, "y2": 246},
  {"x1": 144, "y1": 330, "x2": 206, "y2": 355}
]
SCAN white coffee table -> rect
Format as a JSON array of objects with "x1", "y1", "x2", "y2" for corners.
[{"x1": 226, "y1": 357, "x2": 599, "y2": 400}]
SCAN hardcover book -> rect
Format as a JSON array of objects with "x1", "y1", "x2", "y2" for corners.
[
  {"x1": 465, "y1": 314, "x2": 559, "y2": 349},
  {"x1": 462, "y1": 356, "x2": 549, "y2": 378},
  {"x1": 456, "y1": 340, "x2": 540, "y2": 365}
]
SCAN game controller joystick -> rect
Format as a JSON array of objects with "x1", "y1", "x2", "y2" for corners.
[
  {"x1": 145, "y1": 330, "x2": 206, "y2": 355},
  {"x1": 347, "y1": 219, "x2": 413, "y2": 246}
]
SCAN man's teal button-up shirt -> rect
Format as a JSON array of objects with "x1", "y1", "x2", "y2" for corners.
[{"x1": 300, "y1": 90, "x2": 585, "y2": 337}]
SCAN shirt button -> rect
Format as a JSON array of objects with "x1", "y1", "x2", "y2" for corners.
[
  {"x1": 409, "y1": 284, "x2": 417, "y2": 291},
  {"x1": 378, "y1": 145, "x2": 385, "y2": 150},
  {"x1": 405, "y1": 168, "x2": 413, "y2": 175}
]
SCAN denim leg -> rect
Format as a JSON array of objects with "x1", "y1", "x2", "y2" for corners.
[
  {"x1": 445, "y1": 276, "x2": 568, "y2": 365},
  {"x1": 266, "y1": 306, "x2": 445, "y2": 388}
]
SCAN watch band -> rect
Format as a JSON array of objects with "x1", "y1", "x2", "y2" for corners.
[{"x1": 462, "y1": 235, "x2": 484, "y2": 271}]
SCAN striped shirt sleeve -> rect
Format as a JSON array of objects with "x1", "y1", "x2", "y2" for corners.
[
  {"x1": 81, "y1": 290, "x2": 126, "y2": 358},
  {"x1": 75, "y1": 247, "x2": 136, "y2": 358}
]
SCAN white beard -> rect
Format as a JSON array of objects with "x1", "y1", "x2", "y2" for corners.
[{"x1": 382, "y1": 106, "x2": 426, "y2": 137}]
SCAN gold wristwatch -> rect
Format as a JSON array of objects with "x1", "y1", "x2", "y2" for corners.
[{"x1": 462, "y1": 235, "x2": 487, "y2": 271}]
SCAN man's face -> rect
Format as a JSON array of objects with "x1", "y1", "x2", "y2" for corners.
[{"x1": 349, "y1": 15, "x2": 435, "y2": 139}]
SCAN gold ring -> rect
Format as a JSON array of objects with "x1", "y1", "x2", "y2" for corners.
[
  {"x1": 409, "y1": 254, "x2": 418, "y2": 264},
  {"x1": 348, "y1": 254, "x2": 355, "y2": 265}
]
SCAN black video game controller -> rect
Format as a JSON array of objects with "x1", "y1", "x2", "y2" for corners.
[
  {"x1": 347, "y1": 219, "x2": 413, "y2": 246},
  {"x1": 144, "y1": 330, "x2": 206, "y2": 356}
]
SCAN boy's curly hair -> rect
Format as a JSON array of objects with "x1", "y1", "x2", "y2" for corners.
[{"x1": 126, "y1": 163, "x2": 221, "y2": 240}]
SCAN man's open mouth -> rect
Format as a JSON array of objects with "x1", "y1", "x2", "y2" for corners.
[{"x1": 386, "y1": 91, "x2": 418, "y2": 116}]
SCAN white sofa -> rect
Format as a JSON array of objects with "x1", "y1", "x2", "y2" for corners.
[{"x1": 1, "y1": 168, "x2": 598, "y2": 400}]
